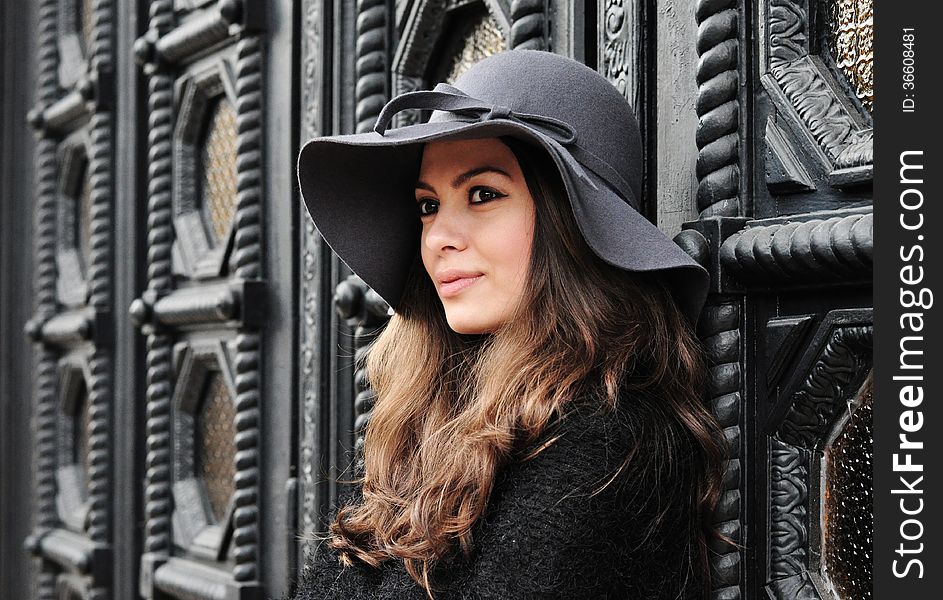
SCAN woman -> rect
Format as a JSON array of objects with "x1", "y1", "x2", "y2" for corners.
[{"x1": 290, "y1": 49, "x2": 726, "y2": 599}]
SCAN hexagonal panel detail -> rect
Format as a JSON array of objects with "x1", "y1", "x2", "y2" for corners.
[
  {"x1": 821, "y1": 375, "x2": 873, "y2": 599},
  {"x1": 56, "y1": 0, "x2": 92, "y2": 88},
  {"x1": 199, "y1": 99, "x2": 239, "y2": 247},
  {"x1": 445, "y1": 9, "x2": 506, "y2": 83},
  {"x1": 73, "y1": 379, "x2": 92, "y2": 482},
  {"x1": 80, "y1": 0, "x2": 95, "y2": 54},
  {"x1": 56, "y1": 135, "x2": 92, "y2": 307},
  {"x1": 54, "y1": 573, "x2": 88, "y2": 600},
  {"x1": 170, "y1": 339, "x2": 237, "y2": 558},
  {"x1": 197, "y1": 372, "x2": 237, "y2": 524},
  {"x1": 819, "y1": 0, "x2": 873, "y2": 113},
  {"x1": 77, "y1": 167, "x2": 94, "y2": 271},
  {"x1": 172, "y1": 61, "x2": 239, "y2": 279},
  {"x1": 391, "y1": 1, "x2": 510, "y2": 127},
  {"x1": 56, "y1": 355, "x2": 94, "y2": 533}
]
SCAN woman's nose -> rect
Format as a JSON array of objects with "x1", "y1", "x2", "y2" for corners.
[{"x1": 423, "y1": 200, "x2": 467, "y2": 253}]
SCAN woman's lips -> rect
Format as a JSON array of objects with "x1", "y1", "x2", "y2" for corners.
[{"x1": 439, "y1": 275, "x2": 483, "y2": 298}]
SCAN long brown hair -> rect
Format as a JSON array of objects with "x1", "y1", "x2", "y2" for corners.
[{"x1": 320, "y1": 135, "x2": 726, "y2": 598}]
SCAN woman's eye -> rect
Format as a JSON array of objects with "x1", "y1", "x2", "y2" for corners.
[
  {"x1": 416, "y1": 198, "x2": 438, "y2": 216},
  {"x1": 470, "y1": 187, "x2": 503, "y2": 203},
  {"x1": 416, "y1": 188, "x2": 502, "y2": 216}
]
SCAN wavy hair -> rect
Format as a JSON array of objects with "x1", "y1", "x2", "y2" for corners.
[{"x1": 320, "y1": 135, "x2": 726, "y2": 599}]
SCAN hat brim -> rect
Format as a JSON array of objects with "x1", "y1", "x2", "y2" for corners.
[{"x1": 297, "y1": 118, "x2": 708, "y2": 324}]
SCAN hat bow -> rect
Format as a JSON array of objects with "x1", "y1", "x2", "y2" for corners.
[{"x1": 373, "y1": 82, "x2": 600, "y2": 191}]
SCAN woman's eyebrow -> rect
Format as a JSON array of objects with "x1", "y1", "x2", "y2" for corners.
[{"x1": 415, "y1": 165, "x2": 512, "y2": 192}]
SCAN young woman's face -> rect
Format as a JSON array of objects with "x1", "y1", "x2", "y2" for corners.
[{"x1": 415, "y1": 137, "x2": 536, "y2": 334}]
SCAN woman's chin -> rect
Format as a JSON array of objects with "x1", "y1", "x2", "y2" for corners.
[
  {"x1": 443, "y1": 308, "x2": 500, "y2": 335},
  {"x1": 446, "y1": 318, "x2": 495, "y2": 336}
]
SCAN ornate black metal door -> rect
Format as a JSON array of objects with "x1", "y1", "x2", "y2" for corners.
[
  {"x1": 131, "y1": 2, "x2": 269, "y2": 595},
  {"x1": 17, "y1": 1, "x2": 119, "y2": 597},
  {"x1": 4, "y1": 0, "x2": 300, "y2": 597},
  {"x1": 1, "y1": 1, "x2": 873, "y2": 599},
  {"x1": 676, "y1": 0, "x2": 874, "y2": 597}
]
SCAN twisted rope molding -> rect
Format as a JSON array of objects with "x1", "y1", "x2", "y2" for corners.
[
  {"x1": 231, "y1": 35, "x2": 264, "y2": 583},
  {"x1": 85, "y1": 7, "x2": 116, "y2": 578},
  {"x1": 86, "y1": 5, "x2": 113, "y2": 308},
  {"x1": 719, "y1": 212, "x2": 872, "y2": 283},
  {"x1": 32, "y1": 7, "x2": 59, "y2": 380},
  {"x1": 354, "y1": 0, "x2": 388, "y2": 133},
  {"x1": 698, "y1": 298, "x2": 743, "y2": 599},
  {"x1": 232, "y1": 332, "x2": 262, "y2": 581},
  {"x1": 509, "y1": 0, "x2": 547, "y2": 50},
  {"x1": 352, "y1": 340, "x2": 378, "y2": 475},
  {"x1": 85, "y1": 110, "x2": 112, "y2": 550},
  {"x1": 33, "y1": 352, "x2": 60, "y2": 600},
  {"x1": 89, "y1": 0, "x2": 113, "y2": 74},
  {"x1": 695, "y1": 0, "x2": 741, "y2": 218},
  {"x1": 334, "y1": 277, "x2": 389, "y2": 476},
  {"x1": 29, "y1": 1, "x2": 62, "y2": 598},
  {"x1": 232, "y1": 37, "x2": 263, "y2": 282},
  {"x1": 142, "y1": 0, "x2": 176, "y2": 562}
]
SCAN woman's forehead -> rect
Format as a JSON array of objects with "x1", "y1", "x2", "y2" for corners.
[
  {"x1": 420, "y1": 137, "x2": 514, "y2": 164},
  {"x1": 417, "y1": 137, "x2": 520, "y2": 182}
]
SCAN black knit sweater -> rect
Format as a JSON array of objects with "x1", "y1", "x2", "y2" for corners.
[{"x1": 286, "y1": 394, "x2": 705, "y2": 599}]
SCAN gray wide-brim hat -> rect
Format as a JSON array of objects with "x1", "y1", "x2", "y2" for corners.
[{"x1": 298, "y1": 49, "x2": 708, "y2": 324}]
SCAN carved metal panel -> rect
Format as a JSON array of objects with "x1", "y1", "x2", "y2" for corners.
[
  {"x1": 56, "y1": 355, "x2": 95, "y2": 534},
  {"x1": 132, "y1": 1, "x2": 266, "y2": 598},
  {"x1": 765, "y1": 311, "x2": 873, "y2": 599},
  {"x1": 597, "y1": 0, "x2": 656, "y2": 219},
  {"x1": 172, "y1": 60, "x2": 240, "y2": 278},
  {"x1": 297, "y1": 0, "x2": 388, "y2": 563},
  {"x1": 444, "y1": 10, "x2": 507, "y2": 81},
  {"x1": 24, "y1": 0, "x2": 116, "y2": 598},
  {"x1": 758, "y1": 0, "x2": 872, "y2": 214},
  {"x1": 677, "y1": 1, "x2": 873, "y2": 599},
  {"x1": 55, "y1": 131, "x2": 94, "y2": 307},
  {"x1": 599, "y1": 0, "x2": 644, "y2": 107},
  {"x1": 818, "y1": 0, "x2": 872, "y2": 113},
  {"x1": 391, "y1": 0, "x2": 515, "y2": 125},
  {"x1": 169, "y1": 340, "x2": 238, "y2": 562}
]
